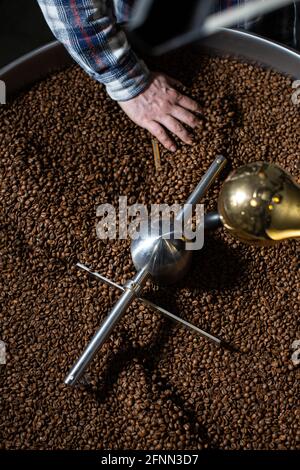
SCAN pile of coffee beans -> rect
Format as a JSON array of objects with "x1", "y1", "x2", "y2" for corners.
[{"x1": 0, "y1": 49, "x2": 299, "y2": 450}]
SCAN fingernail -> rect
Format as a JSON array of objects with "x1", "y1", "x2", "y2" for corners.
[{"x1": 171, "y1": 145, "x2": 177, "y2": 152}]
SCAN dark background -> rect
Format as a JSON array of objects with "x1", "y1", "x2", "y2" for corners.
[
  {"x1": 0, "y1": 0, "x2": 299, "y2": 69},
  {"x1": 0, "y1": 0, "x2": 54, "y2": 68}
]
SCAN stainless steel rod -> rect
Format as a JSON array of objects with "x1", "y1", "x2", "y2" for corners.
[
  {"x1": 76, "y1": 263, "x2": 222, "y2": 347},
  {"x1": 140, "y1": 298, "x2": 221, "y2": 346},
  {"x1": 204, "y1": 212, "x2": 222, "y2": 231},
  {"x1": 65, "y1": 160, "x2": 227, "y2": 386},
  {"x1": 176, "y1": 155, "x2": 227, "y2": 222},
  {"x1": 64, "y1": 266, "x2": 149, "y2": 386},
  {"x1": 76, "y1": 262, "x2": 123, "y2": 290},
  {"x1": 202, "y1": 0, "x2": 297, "y2": 37}
]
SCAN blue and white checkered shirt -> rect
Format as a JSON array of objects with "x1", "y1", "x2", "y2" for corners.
[
  {"x1": 37, "y1": 0, "x2": 150, "y2": 101},
  {"x1": 37, "y1": 0, "x2": 241, "y2": 101}
]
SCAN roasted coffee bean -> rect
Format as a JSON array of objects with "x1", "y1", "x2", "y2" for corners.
[{"x1": 0, "y1": 51, "x2": 299, "y2": 450}]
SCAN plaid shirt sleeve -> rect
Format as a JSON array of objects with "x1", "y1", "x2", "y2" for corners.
[{"x1": 37, "y1": 0, "x2": 150, "y2": 101}]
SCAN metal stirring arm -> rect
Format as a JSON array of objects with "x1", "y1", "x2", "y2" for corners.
[
  {"x1": 176, "y1": 155, "x2": 227, "y2": 222},
  {"x1": 65, "y1": 156, "x2": 227, "y2": 386},
  {"x1": 65, "y1": 266, "x2": 149, "y2": 386},
  {"x1": 76, "y1": 262, "x2": 222, "y2": 346}
]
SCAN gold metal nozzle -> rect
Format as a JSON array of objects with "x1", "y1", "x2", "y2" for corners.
[{"x1": 218, "y1": 162, "x2": 300, "y2": 245}]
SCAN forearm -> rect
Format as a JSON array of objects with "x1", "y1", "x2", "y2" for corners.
[{"x1": 37, "y1": 0, "x2": 150, "y2": 100}]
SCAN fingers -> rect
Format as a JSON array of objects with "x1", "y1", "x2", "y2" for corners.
[
  {"x1": 171, "y1": 105, "x2": 202, "y2": 129},
  {"x1": 120, "y1": 72, "x2": 202, "y2": 151},
  {"x1": 164, "y1": 82, "x2": 202, "y2": 115},
  {"x1": 146, "y1": 121, "x2": 176, "y2": 152},
  {"x1": 176, "y1": 93, "x2": 202, "y2": 113},
  {"x1": 161, "y1": 115, "x2": 193, "y2": 145}
]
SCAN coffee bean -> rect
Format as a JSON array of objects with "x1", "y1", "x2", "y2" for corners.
[{"x1": 0, "y1": 50, "x2": 299, "y2": 450}]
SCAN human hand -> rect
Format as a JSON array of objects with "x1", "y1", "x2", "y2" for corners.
[{"x1": 118, "y1": 72, "x2": 202, "y2": 151}]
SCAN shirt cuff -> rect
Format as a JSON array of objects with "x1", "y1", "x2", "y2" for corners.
[{"x1": 89, "y1": 54, "x2": 151, "y2": 102}]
